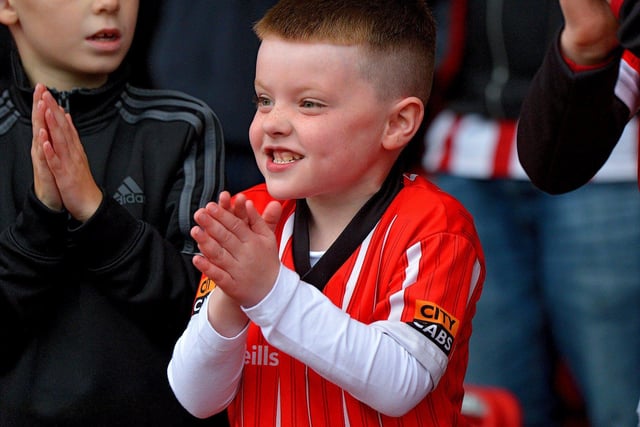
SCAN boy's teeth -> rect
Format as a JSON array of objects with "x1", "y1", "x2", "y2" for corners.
[
  {"x1": 273, "y1": 153, "x2": 301, "y2": 164},
  {"x1": 94, "y1": 32, "x2": 116, "y2": 40},
  {"x1": 273, "y1": 158, "x2": 296, "y2": 164}
]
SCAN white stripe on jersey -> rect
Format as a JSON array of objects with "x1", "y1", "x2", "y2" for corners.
[
  {"x1": 342, "y1": 227, "x2": 375, "y2": 310},
  {"x1": 616, "y1": 57, "x2": 640, "y2": 117},
  {"x1": 388, "y1": 240, "x2": 422, "y2": 322},
  {"x1": 468, "y1": 259, "x2": 483, "y2": 305},
  {"x1": 280, "y1": 214, "x2": 295, "y2": 260}
]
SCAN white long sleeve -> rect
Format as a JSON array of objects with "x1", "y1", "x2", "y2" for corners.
[
  {"x1": 242, "y1": 265, "x2": 438, "y2": 416},
  {"x1": 168, "y1": 264, "x2": 444, "y2": 418},
  {"x1": 167, "y1": 297, "x2": 247, "y2": 419}
]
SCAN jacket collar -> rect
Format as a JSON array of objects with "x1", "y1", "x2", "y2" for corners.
[{"x1": 8, "y1": 49, "x2": 129, "y2": 131}]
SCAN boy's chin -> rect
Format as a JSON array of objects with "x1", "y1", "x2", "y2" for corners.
[{"x1": 264, "y1": 180, "x2": 302, "y2": 201}]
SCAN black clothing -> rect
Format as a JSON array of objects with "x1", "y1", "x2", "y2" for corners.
[
  {"x1": 517, "y1": 35, "x2": 626, "y2": 194},
  {"x1": 0, "y1": 55, "x2": 226, "y2": 426},
  {"x1": 429, "y1": 0, "x2": 561, "y2": 120},
  {"x1": 0, "y1": 27, "x2": 11, "y2": 89},
  {"x1": 517, "y1": 0, "x2": 640, "y2": 194},
  {"x1": 148, "y1": 0, "x2": 276, "y2": 194}
]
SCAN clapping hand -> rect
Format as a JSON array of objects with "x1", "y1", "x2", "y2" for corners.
[
  {"x1": 31, "y1": 83, "x2": 103, "y2": 222},
  {"x1": 191, "y1": 191, "x2": 283, "y2": 308}
]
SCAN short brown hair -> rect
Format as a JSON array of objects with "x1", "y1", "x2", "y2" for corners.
[{"x1": 254, "y1": 0, "x2": 436, "y2": 105}]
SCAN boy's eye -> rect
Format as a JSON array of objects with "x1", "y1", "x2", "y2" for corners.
[
  {"x1": 253, "y1": 95, "x2": 273, "y2": 108},
  {"x1": 301, "y1": 100, "x2": 322, "y2": 108}
]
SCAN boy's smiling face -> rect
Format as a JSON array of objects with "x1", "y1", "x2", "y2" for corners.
[
  {"x1": 250, "y1": 36, "x2": 399, "y2": 205},
  {"x1": 1, "y1": 0, "x2": 138, "y2": 90}
]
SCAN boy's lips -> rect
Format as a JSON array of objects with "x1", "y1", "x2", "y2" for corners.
[
  {"x1": 264, "y1": 149, "x2": 304, "y2": 173},
  {"x1": 85, "y1": 29, "x2": 123, "y2": 52},
  {"x1": 87, "y1": 28, "x2": 121, "y2": 41}
]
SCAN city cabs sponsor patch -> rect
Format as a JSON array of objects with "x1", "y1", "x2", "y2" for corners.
[
  {"x1": 408, "y1": 300, "x2": 459, "y2": 355},
  {"x1": 192, "y1": 275, "x2": 216, "y2": 315}
]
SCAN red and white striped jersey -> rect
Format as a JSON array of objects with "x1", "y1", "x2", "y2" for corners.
[{"x1": 225, "y1": 174, "x2": 485, "y2": 427}]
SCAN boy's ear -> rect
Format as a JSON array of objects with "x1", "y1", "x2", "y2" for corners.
[
  {"x1": 0, "y1": 0, "x2": 18, "y2": 26},
  {"x1": 382, "y1": 96, "x2": 424, "y2": 151}
]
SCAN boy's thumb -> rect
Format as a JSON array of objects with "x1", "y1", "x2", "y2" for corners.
[{"x1": 247, "y1": 200, "x2": 282, "y2": 233}]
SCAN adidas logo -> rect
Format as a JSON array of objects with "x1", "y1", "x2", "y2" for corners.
[{"x1": 113, "y1": 176, "x2": 145, "y2": 205}]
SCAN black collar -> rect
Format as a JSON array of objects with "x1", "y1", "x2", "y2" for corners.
[
  {"x1": 8, "y1": 49, "x2": 129, "y2": 132},
  {"x1": 292, "y1": 166, "x2": 404, "y2": 291}
]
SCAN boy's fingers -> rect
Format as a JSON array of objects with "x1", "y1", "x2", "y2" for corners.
[
  {"x1": 192, "y1": 209, "x2": 239, "y2": 257},
  {"x1": 191, "y1": 225, "x2": 239, "y2": 292},
  {"x1": 44, "y1": 98, "x2": 70, "y2": 136},
  {"x1": 193, "y1": 229, "x2": 228, "y2": 265},
  {"x1": 43, "y1": 109, "x2": 65, "y2": 160},
  {"x1": 31, "y1": 102, "x2": 48, "y2": 156},
  {"x1": 43, "y1": 109, "x2": 81, "y2": 166},
  {"x1": 204, "y1": 202, "x2": 252, "y2": 244},
  {"x1": 259, "y1": 201, "x2": 283, "y2": 233},
  {"x1": 64, "y1": 113, "x2": 82, "y2": 147},
  {"x1": 31, "y1": 85, "x2": 47, "y2": 134},
  {"x1": 41, "y1": 92, "x2": 76, "y2": 151},
  {"x1": 192, "y1": 254, "x2": 231, "y2": 289},
  {"x1": 217, "y1": 191, "x2": 232, "y2": 210},
  {"x1": 230, "y1": 194, "x2": 249, "y2": 222},
  {"x1": 193, "y1": 204, "x2": 221, "y2": 232}
]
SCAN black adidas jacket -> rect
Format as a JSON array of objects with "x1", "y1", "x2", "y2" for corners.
[{"x1": 0, "y1": 55, "x2": 227, "y2": 426}]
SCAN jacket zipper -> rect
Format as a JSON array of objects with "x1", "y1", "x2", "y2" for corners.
[{"x1": 57, "y1": 91, "x2": 71, "y2": 113}]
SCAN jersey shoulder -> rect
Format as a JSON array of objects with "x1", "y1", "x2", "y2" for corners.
[{"x1": 392, "y1": 174, "x2": 481, "y2": 244}]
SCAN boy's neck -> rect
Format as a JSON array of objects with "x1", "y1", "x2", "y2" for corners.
[
  {"x1": 305, "y1": 193, "x2": 375, "y2": 252},
  {"x1": 304, "y1": 166, "x2": 403, "y2": 252},
  {"x1": 22, "y1": 61, "x2": 109, "y2": 92}
]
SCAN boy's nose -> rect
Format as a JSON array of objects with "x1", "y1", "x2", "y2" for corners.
[
  {"x1": 261, "y1": 107, "x2": 292, "y2": 137},
  {"x1": 93, "y1": 0, "x2": 120, "y2": 13}
]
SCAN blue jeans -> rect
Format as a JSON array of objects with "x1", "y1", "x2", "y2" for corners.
[{"x1": 434, "y1": 176, "x2": 640, "y2": 427}]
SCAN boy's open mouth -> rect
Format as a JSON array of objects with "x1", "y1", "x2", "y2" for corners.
[
  {"x1": 272, "y1": 151, "x2": 303, "y2": 164},
  {"x1": 88, "y1": 30, "x2": 121, "y2": 41}
]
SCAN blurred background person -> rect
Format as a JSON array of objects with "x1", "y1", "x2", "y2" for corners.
[
  {"x1": 421, "y1": 1, "x2": 640, "y2": 426},
  {"x1": 517, "y1": 1, "x2": 640, "y2": 425}
]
